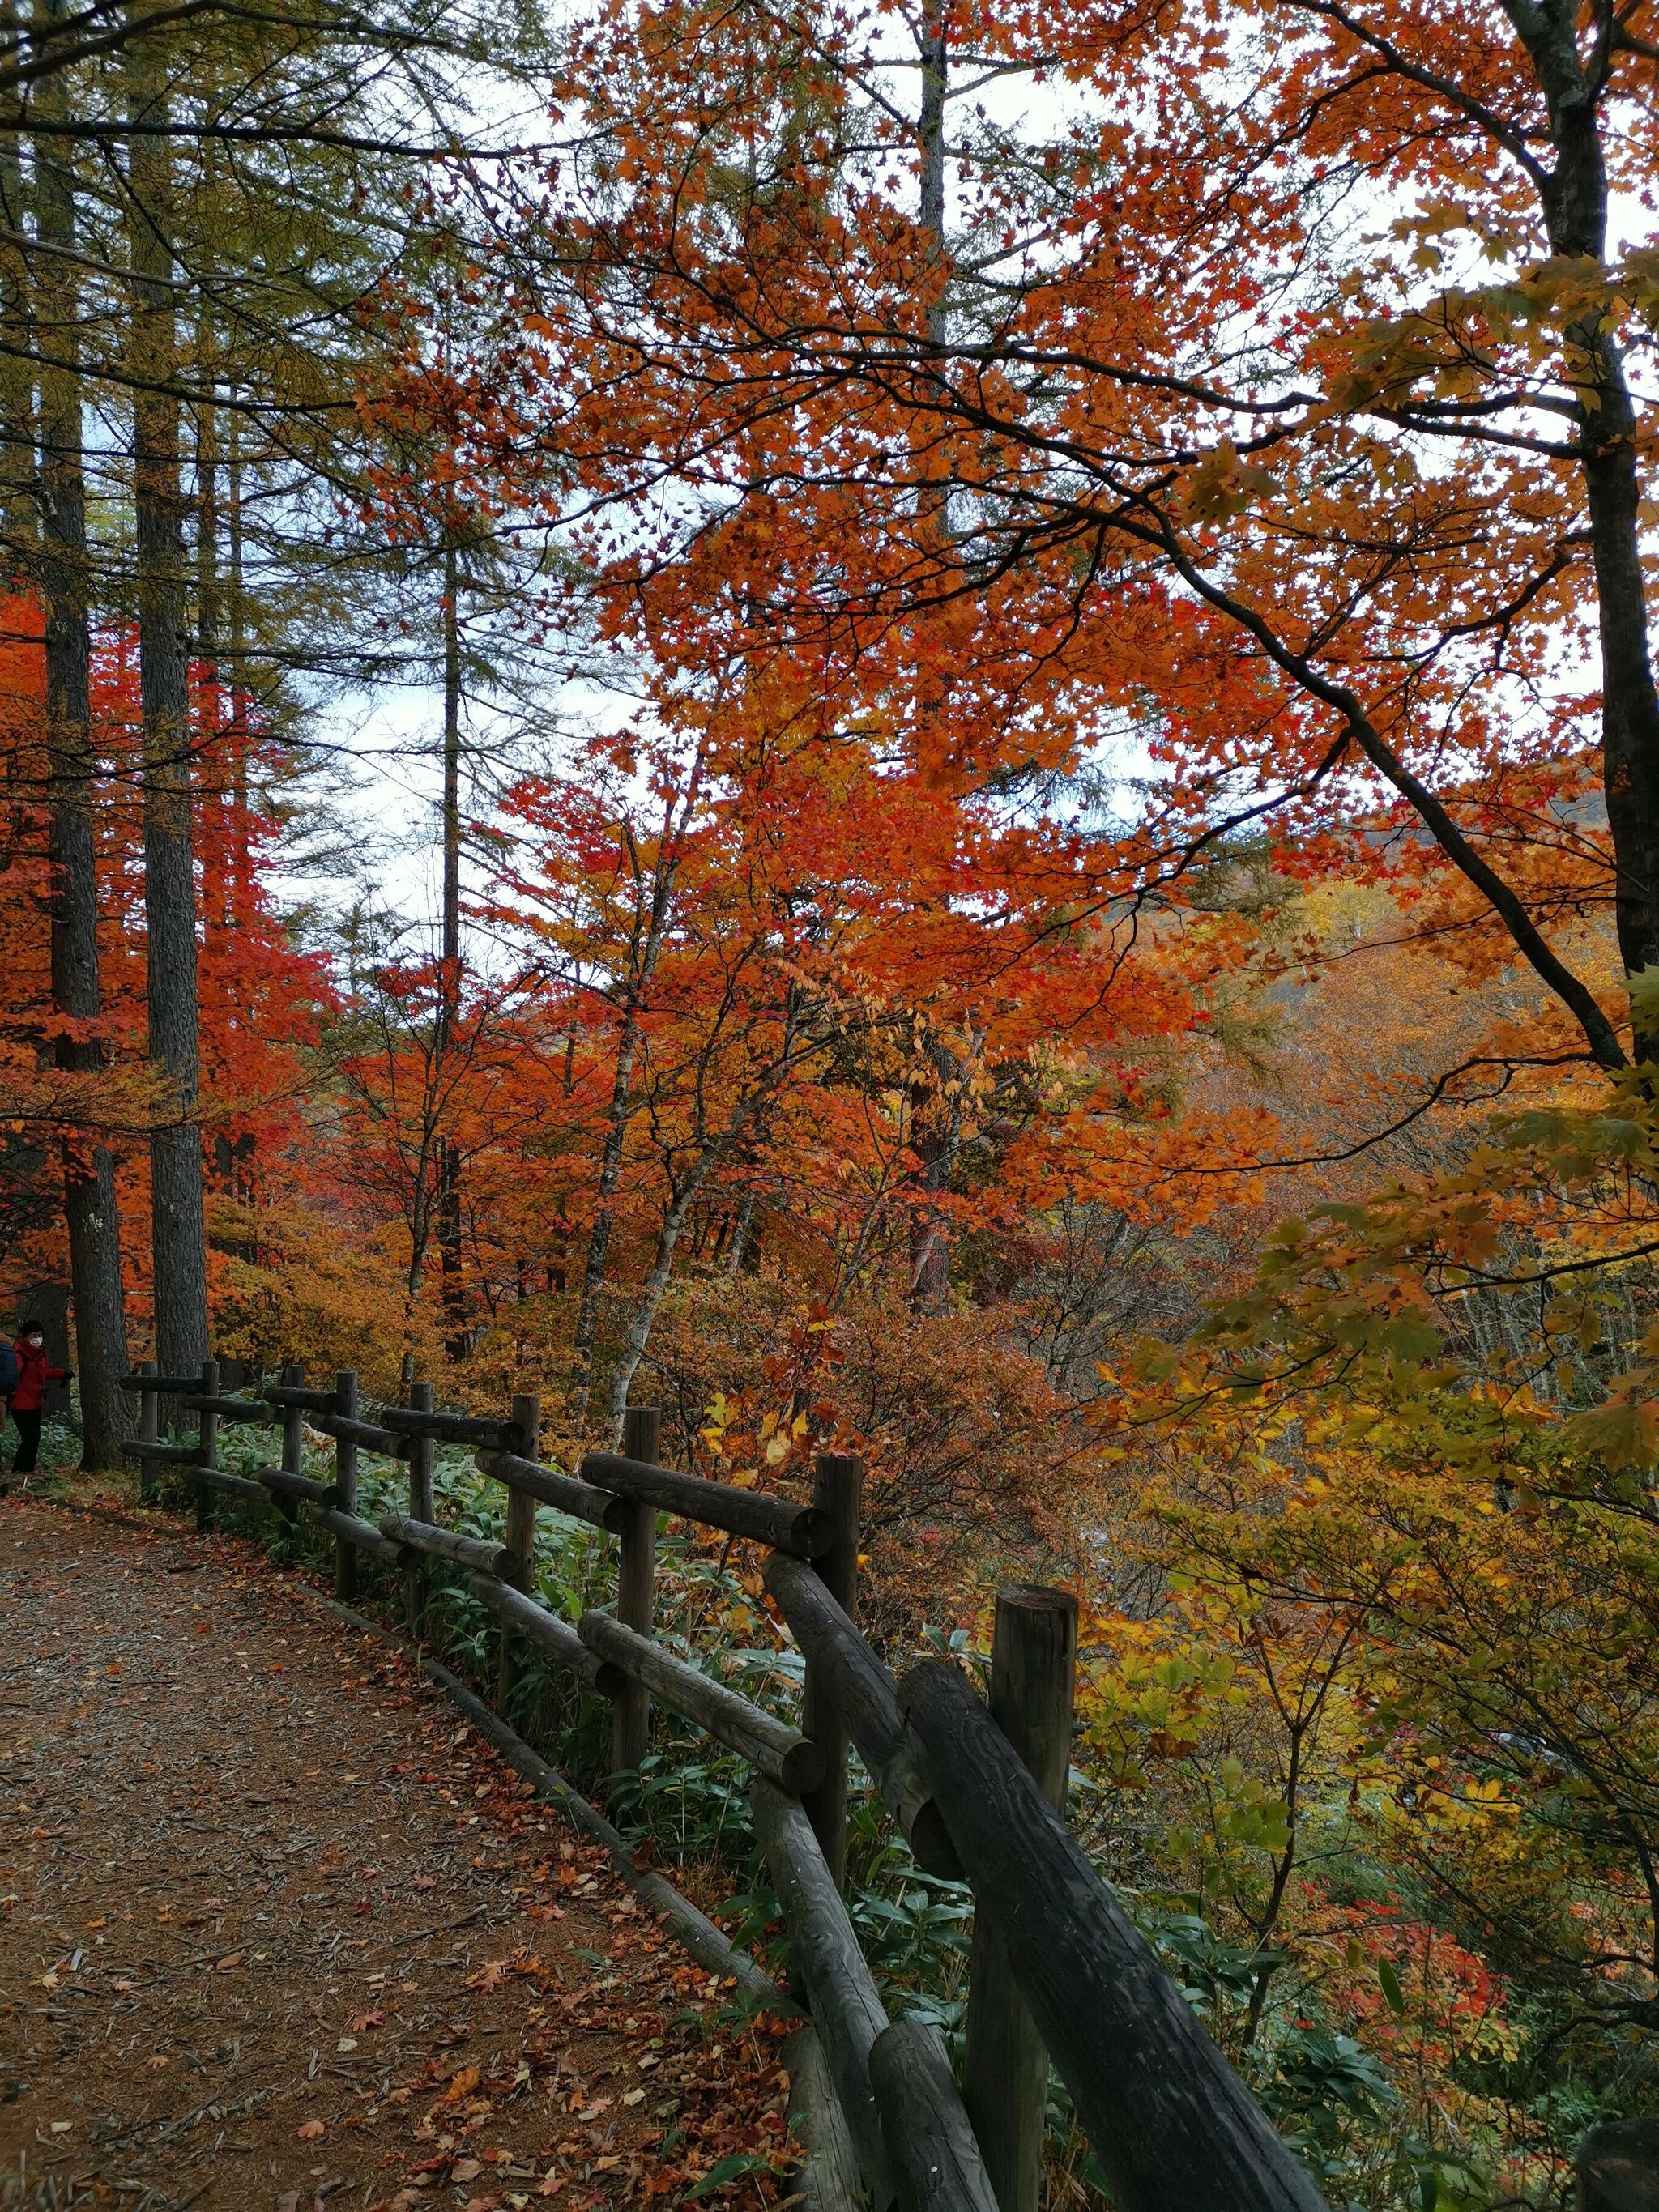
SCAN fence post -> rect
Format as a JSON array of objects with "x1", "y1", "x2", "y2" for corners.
[
  {"x1": 276, "y1": 1362, "x2": 305, "y2": 1536},
  {"x1": 194, "y1": 1357, "x2": 219, "y2": 1532},
  {"x1": 611, "y1": 1403, "x2": 659, "y2": 1785},
  {"x1": 334, "y1": 1369, "x2": 359, "y2": 1600},
  {"x1": 962, "y1": 1584, "x2": 1078, "y2": 2212},
  {"x1": 137, "y1": 1357, "x2": 158, "y2": 1503},
  {"x1": 800, "y1": 1451, "x2": 863, "y2": 1889},
  {"x1": 405, "y1": 1379, "x2": 434, "y2": 1634},
  {"x1": 497, "y1": 1391, "x2": 540, "y2": 1711}
]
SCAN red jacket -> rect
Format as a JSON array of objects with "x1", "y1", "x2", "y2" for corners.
[{"x1": 11, "y1": 1340, "x2": 66, "y2": 1413}]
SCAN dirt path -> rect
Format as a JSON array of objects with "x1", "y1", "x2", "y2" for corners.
[{"x1": 0, "y1": 1500, "x2": 792, "y2": 2212}]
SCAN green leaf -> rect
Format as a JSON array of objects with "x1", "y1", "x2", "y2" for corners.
[
  {"x1": 686, "y1": 2153, "x2": 777, "y2": 2198},
  {"x1": 1628, "y1": 964, "x2": 1659, "y2": 1047},
  {"x1": 1378, "y1": 1958, "x2": 1406, "y2": 2017}
]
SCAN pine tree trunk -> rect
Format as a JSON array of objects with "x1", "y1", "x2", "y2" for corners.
[
  {"x1": 437, "y1": 540, "x2": 467, "y2": 1359},
  {"x1": 0, "y1": 0, "x2": 36, "y2": 566},
  {"x1": 36, "y1": 0, "x2": 132, "y2": 1470},
  {"x1": 126, "y1": 22, "x2": 208, "y2": 1398},
  {"x1": 226, "y1": 407, "x2": 252, "y2": 913}
]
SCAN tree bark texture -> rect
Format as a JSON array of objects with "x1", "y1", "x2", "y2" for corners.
[
  {"x1": 1512, "y1": 13, "x2": 1659, "y2": 1059},
  {"x1": 126, "y1": 19, "x2": 208, "y2": 1392},
  {"x1": 37, "y1": 0, "x2": 131, "y2": 1468},
  {"x1": 437, "y1": 539, "x2": 466, "y2": 1358}
]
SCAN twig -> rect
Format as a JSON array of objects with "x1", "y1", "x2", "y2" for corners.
[{"x1": 403, "y1": 1905, "x2": 486, "y2": 1942}]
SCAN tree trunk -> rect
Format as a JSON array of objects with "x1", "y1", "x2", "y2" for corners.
[
  {"x1": 602, "y1": 1163, "x2": 712, "y2": 1442},
  {"x1": 194, "y1": 278, "x2": 231, "y2": 933},
  {"x1": 567, "y1": 817, "x2": 685, "y2": 1421},
  {"x1": 126, "y1": 19, "x2": 208, "y2": 1400},
  {"x1": 437, "y1": 539, "x2": 467, "y2": 1359},
  {"x1": 0, "y1": 0, "x2": 36, "y2": 569},
  {"x1": 906, "y1": 1033, "x2": 963, "y2": 1312},
  {"x1": 225, "y1": 403, "x2": 252, "y2": 914},
  {"x1": 567, "y1": 1023, "x2": 638, "y2": 1421},
  {"x1": 36, "y1": 0, "x2": 131, "y2": 1470},
  {"x1": 918, "y1": 0, "x2": 947, "y2": 347},
  {"x1": 1514, "y1": 19, "x2": 1659, "y2": 1062},
  {"x1": 907, "y1": 11, "x2": 958, "y2": 1311},
  {"x1": 601, "y1": 1071, "x2": 785, "y2": 1436},
  {"x1": 724, "y1": 1187, "x2": 756, "y2": 1276}
]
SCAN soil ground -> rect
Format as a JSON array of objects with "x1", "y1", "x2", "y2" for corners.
[{"x1": 0, "y1": 1498, "x2": 794, "y2": 2212}]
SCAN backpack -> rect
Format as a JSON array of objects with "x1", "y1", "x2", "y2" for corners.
[{"x1": 0, "y1": 1344, "x2": 15, "y2": 1397}]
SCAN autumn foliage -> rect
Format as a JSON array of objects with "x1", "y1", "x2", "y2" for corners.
[{"x1": 10, "y1": 0, "x2": 1659, "y2": 2201}]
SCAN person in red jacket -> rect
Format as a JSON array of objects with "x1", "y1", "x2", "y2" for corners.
[{"x1": 6, "y1": 1320, "x2": 70, "y2": 1480}]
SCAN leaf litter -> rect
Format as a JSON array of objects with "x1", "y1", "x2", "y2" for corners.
[{"x1": 0, "y1": 1500, "x2": 797, "y2": 2209}]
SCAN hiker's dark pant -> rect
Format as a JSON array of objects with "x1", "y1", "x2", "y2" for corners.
[{"x1": 9, "y1": 1407, "x2": 41, "y2": 1473}]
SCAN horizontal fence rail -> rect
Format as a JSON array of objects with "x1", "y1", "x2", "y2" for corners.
[{"x1": 117, "y1": 1356, "x2": 1332, "y2": 2212}]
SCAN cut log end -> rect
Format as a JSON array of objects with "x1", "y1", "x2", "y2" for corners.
[{"x1": 778, "y1": 1737, "x2": 830, "y2": 1798}]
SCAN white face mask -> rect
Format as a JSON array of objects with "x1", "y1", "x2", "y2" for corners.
[{"x1": 23, "y1": 1336, "x2": 41, "y2": 1349}]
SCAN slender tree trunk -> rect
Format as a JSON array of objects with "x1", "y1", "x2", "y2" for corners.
[
  {"x1": 567, "y1": 1009, "x2": 641, "y2": 1420},
  {"x1": 602, "y1": 1163, "x2": 714, "y2": 1442},
  {"x1": 905, "y1": 8, "x2": 962, "y2": 1311},
  {"x1": 602, "y1": 1045, "x2": 791, "y2": 1437},
  {"x1": 194, "y1": 292, "x2": 232, "y2": 929},
  {"x1": 198, "y1": 310, "x2": 254, "y2": 1251},
  {"x1": 724, "y1": 1187, "x2": 756, "y2": 1276},
  {"x1": 126, "y1": 20, "x2": 208, "y2": 1396},
  {"x1": 906, "y1": 1038, "x2": 960, "y2": 1312},
  {"x1": 1511, "y1": 22, "x2": 1659, "y2": 1061},
  {"x1": 436, "y1": 538, "x2": 467, "y2": 1359},
  {"x1": 0, "y1": 0, "x2": 35, "y2": 568},
  {"x1": 194, "y1": 329, "x2": 220, "y2": 674},
  {"x1": 35, "y1": 0, "x2": 132, "y2": 1469},
  {"x1": 567, "y1": 796, "x2": 695, "y2": 1422},
  {"x1": 1572, "y1": 353, "x2": 1659, "y2": 1055},
  {"x1": 918, "y1": 0, "x2": 947, "y2": 344},
  {"x1": 225, "y1": 402, "x2": 252, "y2": 914}
]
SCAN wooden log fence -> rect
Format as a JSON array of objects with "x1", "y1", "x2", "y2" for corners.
[
  {"x1": 476, "y1": 1446, "x2": 625, "y2": 1531},
  {"x1": 497, "y1": 1392, "x2": 540, "y2": 1709},
  {"x1": 610, "y1": 1403, "x2": 659, "y2": 1779},
  {"x1": 117, "y1": 1358, "x2": 1335, "y2": 2212},
  {"x1": 581, "y1": 1609, "x2": 825, "y2": 1794},
  {"x1": 962, "y1": 1586, "x2": 1077, "y2": 2212},
  {"x1": 765, "y1": 1550, "x2": 959, "y2": 1880},
  {"x1": 378, "y1": 1512, "x2": 518, "y2": 1579}
]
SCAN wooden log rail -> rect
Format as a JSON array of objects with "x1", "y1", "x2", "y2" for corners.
[
  {"x1": 476, "y1": 1447, "x2": 625, "y2": 1532},
  {"x1": 115, "y1": 1358, "x2": 1335, "y2": 2212}
]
